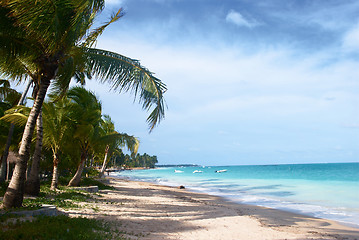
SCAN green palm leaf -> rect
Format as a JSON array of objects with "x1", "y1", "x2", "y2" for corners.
[
  {"x1": 84, "y1": 8, "x2": 124, "y2": 48},
  {"x1": 0, "y1": 104, "x2": 30, "y2": 127},
  {"x1": 85, "y1": 48, "x2": 167, "y2": 130}
]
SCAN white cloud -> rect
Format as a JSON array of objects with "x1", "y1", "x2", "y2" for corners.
[
  {"x1": 93, "y1": 16, "x2": 359, "y2": 164},
  {"x1": 342, "y1": 23, "x2": 359, "y2": 53},
  {"x1": 97, "y1": 35, "x2": 358, "y2": 124},
  {"x1": 225, "y1": 10, "x2": 258, "y2": 28}
]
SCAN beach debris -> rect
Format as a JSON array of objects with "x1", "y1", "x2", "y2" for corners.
[
  {"x1": 178, "y1": 185, "x2": 185, "y2": 189},
  {"x1": 193, "y1": 170, "x2": 203, "y2": 173},
  {"x1": 215, "y1": 169, "x2": 227, "y2": 173}
]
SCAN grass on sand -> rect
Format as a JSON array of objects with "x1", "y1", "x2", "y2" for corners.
[{"x1": 0, "y1": 176, "x2": 127, "y2": 240}]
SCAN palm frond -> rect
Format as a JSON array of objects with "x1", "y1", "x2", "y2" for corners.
[
  {"x1": 0, "y1": 112, "x2": 28, "y2": 127},
  {"x1": 0, "y1": 79, "x2": 16, "y2": 101},
  {"x1": 51, "y1": 46, "x2": 89, "y2": 97},
  {"x1": 3, "y1": 105, "x2": 31, "y2": 115},
  {"x1": 101, "y1": 132, "x2": 139, "y2": 154},
  {"x1": 84, "y1": 8, "x2": 124, "y2": 48},
  {"x1": 0, "y1": 5, "x2": 39, "y2": 82},
  {"x1": 85, "y1": 48, "x2": 167, "y2": 131}
]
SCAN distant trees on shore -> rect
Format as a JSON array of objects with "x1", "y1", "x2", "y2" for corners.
[{"x1": 110, "y1": 152, "x2": 158, "y2": 169}]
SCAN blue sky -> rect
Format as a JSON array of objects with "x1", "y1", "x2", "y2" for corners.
[
  {"x1": 89, "y1": 0, "x2": 359, "y2": 166},
  {"x1": 18, "y1": 0, "x2": 359, "y2": 165}
]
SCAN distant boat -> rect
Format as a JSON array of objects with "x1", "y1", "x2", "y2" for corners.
[
  {"x1": 193, "y1": 170, "x2": 203, "y2": 173},
  {"x1": 174, "y1": 170, "x2": 183, "y2": 173},
  {"x1": 215, "y1": 169, "x2": 227, "y2": 173}
]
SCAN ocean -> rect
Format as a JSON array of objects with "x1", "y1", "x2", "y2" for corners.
[{"x1": 111, "y1": 162, "x2": 359, "y2": 228}]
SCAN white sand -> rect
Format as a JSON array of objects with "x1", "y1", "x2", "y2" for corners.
[{"x1": 65, "y1": 178, "x2": 359, "y2": 240}]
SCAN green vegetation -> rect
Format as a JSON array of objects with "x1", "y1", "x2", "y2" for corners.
[
  {"x1": 0, "y1": 215, "x2": 124, "y2": 240},
  {"x1": 0, "y1": 0, "x2": 166, "y2": 209},
  {"x1": 0, "y1": 0, "x2": 167, "y2": 238},
  {"x1": 0, "y1": 177, "x2": 131, "y2": 239},
  {"x1": 1, "y1": 86, "x2": 157, "y2": 186},
  {"x1": 0, "y1": 177, "x2": 103, "y2": 210},
  {"x1": 115, "y1": 153, "x2": 159, "y2": 169}
]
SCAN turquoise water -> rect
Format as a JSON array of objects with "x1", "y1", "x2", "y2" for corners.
[{"x1": 112, "y1": 163, "x2": 359, "y2": 227}]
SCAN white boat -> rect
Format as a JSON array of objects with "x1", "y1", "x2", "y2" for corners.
[
  {"x1": 174, "y1": 170, "x2": 183, "y2": 173},
  {"x1": 193, "y1": 170, "x2": 203, "y2": 173},
  {"x1": 215, "y1": 169, "x2": 227, "y2": 173}
]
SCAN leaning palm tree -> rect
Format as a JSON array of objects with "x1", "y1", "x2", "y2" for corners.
[
  {"x1": 98, "y1": 115, "x2": 139, "y2": 177},
  {"x1": 1, "y1": 85, "x2": 46, "y2": 196},
  {"x1": 66, "y1": 87, "x2": 139, "y2": 186},
  {"x1": 66, "y1": 87, "x2": 103, "y2": 186},
  {"x1": 0, "y1": 0, "x2": 166, "y2": 208}
]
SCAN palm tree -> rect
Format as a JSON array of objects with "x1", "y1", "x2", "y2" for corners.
[
  {"x1": 23, "y1": 109, "x2": 43, "y2": 195},
  {"x1": 66, "y1": 88, "x2": 140, "y2": 186},
  {"x1": 0, "y1": 83, "x2": 45, "y2": 196},
  {"x1": 2, "y1": 89, "x2": 139, "y2": 189},
  {"x1": 66, "y1": 87, "x2": 103, "y2": 186},
  {"x1": 41, "y1": 96, "x2": 73, "y2": 190},
  {"x1": 1, "y1": 1, "x2": 166, "y2": 208},
  {"x1": 0, "y1": 79, "x2": 23, "y2": 183},
  {"x1": 98, "y1": 115, "x2": 139, "y2": 177},
  {"x1": 24, "y1": 83, "x2": 45, "y2": 196}
]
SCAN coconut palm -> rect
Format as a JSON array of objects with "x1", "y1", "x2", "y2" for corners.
[
  {"x1": 1, "y1": 0, "x2": 166, "y2": 208},
  {"x1": 41, "y1": 96, "x2": 73, "y2": 190},
  {"x1": 0, "y1": 83, "x2": 45, "y2": 196},
  {"x1": 98, "y1": 115, "x2": 139, "y2": 177},
  {"x1": 0, "y1": 79, "x2": 23, "y2": 182},
  {"x1": 24, "y1": 83, "x2": 45, "y2": 196},
  {"x1": 66, "y1": 87, "x2": 139, "y2": 186},
  {"x1": 66, "y1": 87, "x2": 103, "y2": 186},
  {"x1": 2, "y1": 89, "x2": 139, "y2": 189}
]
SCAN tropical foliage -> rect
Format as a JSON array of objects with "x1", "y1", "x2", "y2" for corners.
[
  {"x1": 0, "y1": 80, "x2": 23, "y2": 183},
  {"x1": 110, "y1": 152, "x2": 158, "y2": 169},
  {"x1": 0, "y1": 0, "x2": 166, "y2": 208},
  {"x1": 1, "y1": 87, "x2": 141, "y2": 188}
]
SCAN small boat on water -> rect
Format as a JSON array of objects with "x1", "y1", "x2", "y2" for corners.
[
  {"x1": 174, "y1": 170, "x2": 183, "y2": 173},
  {"x1": 193, "y1": 170, "x2": 203, "y2": 173},
  {"x1": 215, "y1": 169, "x2": 227, "y2": 173}
]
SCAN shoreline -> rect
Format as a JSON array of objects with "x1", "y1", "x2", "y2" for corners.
[
  {"x1": 65, "y1": 177, "x2": 359, "y2": 240},
  {"x1": 111, "y1": 169, "x2": 359, "y2": 229}
]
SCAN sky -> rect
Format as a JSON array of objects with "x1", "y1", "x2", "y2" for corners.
[{"x1": 16, "y1": 0, "x2": 359, "y2": 166}]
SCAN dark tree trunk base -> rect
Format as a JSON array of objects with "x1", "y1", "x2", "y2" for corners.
[{"x1": 68, "y1": 165, "x2": 84, "y2": 187}]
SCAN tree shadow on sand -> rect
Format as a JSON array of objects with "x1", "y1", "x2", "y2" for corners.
[{"x1": 66, "y1": 180, "x2": 359, "y2": 240}]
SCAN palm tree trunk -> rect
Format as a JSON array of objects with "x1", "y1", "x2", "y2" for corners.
[
  {"x1": 67, "y1": 152, "x2": 87, "y2": 187},
  {"x1": 0, "y1": 80, "x2": 32, "y2": 183},
  {"x1": 0, "y1": 126, "x2": 14, "y2": 183},
  {"x1": 24, "y1": 110, "x2": 43, "y2": 196},
  {"x1": 50, "y1": 153, "x2": 59, "y2": 190},
  {"x1": 99, "y1": 145, "x2": 110, "y2": 177},
  {"x1": 2, "y1": 78, "x2": 50, "y2": 209}
]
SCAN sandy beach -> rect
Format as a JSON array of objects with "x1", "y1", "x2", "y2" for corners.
[{"x1": 62, "y1": 177, "x2": 359, "y2": 240}]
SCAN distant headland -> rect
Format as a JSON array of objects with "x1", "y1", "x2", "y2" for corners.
[{"x1": 156, "y1": 164, "x2": 199, "y2": 168}]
